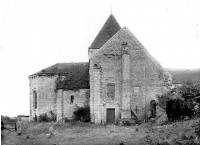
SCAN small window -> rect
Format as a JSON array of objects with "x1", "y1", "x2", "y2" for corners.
[
  {"x1": 107, "y1": 83, "x2": 115, "y2": 99},
  {"x1": 70, "y1": 95, "x2": 74, "y2": 104},
  {"x1": 33, "y1": 90, "x2": 37, "y2": 109}
]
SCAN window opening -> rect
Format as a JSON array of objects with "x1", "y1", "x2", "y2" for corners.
[
  {"x1": 107, "y1": 83, "x2": 115, "y2": 99},
  {"x1": 150, "y1": 100, "x2": 156, "y2": 118},
  {"x1": 71, "y1": 95, "x2": 74, "y2": 104},
  {"x1": 33, "y1": 90, "x2": 37, "y2": 109}
]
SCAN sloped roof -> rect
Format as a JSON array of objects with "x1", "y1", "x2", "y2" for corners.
[
  {"x1": 89, "y1": 14, "x2": 121, "y2": 49},
  {"x1": 30, "y1": 63, "x2": 89, "y2": 90},
  {"x1": 166, "y1": 69, "x2": 200, "y2": 84},
  {"x1": 91, "y1": 27, "x2": 163, "y2": 71}
]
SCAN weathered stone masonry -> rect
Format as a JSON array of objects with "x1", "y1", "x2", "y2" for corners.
[
  {"x1": 29, "y1": 75, "x2": 57, "y2": 120},
  {"x1": 29, "y1": 63, "x2": 90, "y2": 121},
  {"x1": 29, "y1": 74, "x2": 90, "y2": 121},
  {"x1": 56, "y1": 89, "x2": 90, "y2": 121},
  {"x1": 89, "y1": 28, "x2": 171, "y2": 124}
]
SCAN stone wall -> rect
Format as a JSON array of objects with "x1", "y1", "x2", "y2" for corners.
[
  {"x1": 88, "y1": 49, "x2": 99, "y2": 59},
  {"x1": 90, "y1": 51, "x2": 122, "y2": 124},
  {"x1": 29, "y1": 75, "x2": 90, "y2": 122},
  {"x1": 90, "y1": 27, "x2": 170, "y2": 124},
  {"x1": 29, "y1": 75, "x2": 57, "y2": 121},
  {"x1": 56, "y1": 89, "x2": 90, "y2": 121}
]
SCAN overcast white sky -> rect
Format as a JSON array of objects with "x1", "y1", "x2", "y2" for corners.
[{"x1": 0, "y1": 0, "x2": 200, "y2": 117}]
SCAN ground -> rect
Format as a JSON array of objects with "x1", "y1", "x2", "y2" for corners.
[{"x1": 2, "y1": 118, "x2": 200, "y2": 145}]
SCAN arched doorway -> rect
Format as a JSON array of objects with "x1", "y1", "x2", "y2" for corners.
[{"x1": 150, "y1": 100, "x2": 156, "y2": 118}]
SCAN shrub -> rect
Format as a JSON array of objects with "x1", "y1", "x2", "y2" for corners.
[
  {"x1": 73, "y1": 106, "x2": 90, "y2": 122},
  {"x1": 179, "y1": 81, "x2": 200, "y2": 101},
  {"x1": 166, "y1": 98, "x2": 194, "y2": 121},
  {"x1": 38, "y1": 113, "x2": 48, "y2": 122},
  {"x1": 38, "y1": 111, "x2": 57, "y2": 122},
  {"x1": 157, "y1": 82, "x2": 200, "y2": 121}
]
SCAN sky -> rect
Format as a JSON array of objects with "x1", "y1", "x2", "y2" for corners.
[{"x1": 0, "y1": 0, "x2": 200, "y2": 117}]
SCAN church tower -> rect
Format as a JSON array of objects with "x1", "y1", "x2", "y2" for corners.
[{"x1": 88, "y1": 14, "x2": 121, "y2": 59}]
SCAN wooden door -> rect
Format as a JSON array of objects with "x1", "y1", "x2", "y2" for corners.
[{"x1": 106, "y1": 108, "x2": 115, "y2": 124}]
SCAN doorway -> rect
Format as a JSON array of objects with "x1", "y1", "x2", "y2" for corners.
[
  {"x1": 150, "y1": 100, "x2": 156, "y2": 118},
  {"x1": 106, "y1": 108, "x2": 115, "y2": 124}
]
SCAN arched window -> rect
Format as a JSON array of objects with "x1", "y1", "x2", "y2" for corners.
[
  {"x1": 70, "y1": 95, "x2": 74, "y2": 104},
  {"x1": 33, "y1": 90, "x2": 37, "y2": 109},
  {"x1": 150, "y1": 100, "x2": 156, "y2": 118}
]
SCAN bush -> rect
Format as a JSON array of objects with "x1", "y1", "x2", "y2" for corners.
[
  {"x1": 157, "y1": 82, "x2": 200, "y2": 121},
  {"x1": 73, "y1": 106, "x2": 90, "y2": 122},
  {"x1": 38, "y1": 111, "x2": 57, "y2": 122},
  {"x1": 166, "y1": 98, "x2": 194, "y2": 121},
  {"x1": 179, "y1": 81, "x2": 200, "y2": 101},
  {"x1": 38, "y1": 113, "x2": 48, "y2": 122}
]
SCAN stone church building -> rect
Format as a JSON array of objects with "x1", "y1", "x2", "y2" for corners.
[{"x1": 29, "y1": 14, "x2": 172, "y2": 124}]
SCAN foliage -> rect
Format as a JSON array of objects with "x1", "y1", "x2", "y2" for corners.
[
  {"x1": 73, "y1": 106, "x2": 90, "y2": 122},
  {"x1": 157, "y1": 82, "x2": 200, "y2": 121},
  {"x1": 38, "y1": 111, "x2": 57, "y2": 122},
  {"x1": 179, "y1": 81, "x2": 200, "y2": 101},
  {"x1": 166, "y1": 98, "x2": 194, "y2": 121},
  {"x1": 38, "y1": 113, "x2": 48, "y2": 122}
]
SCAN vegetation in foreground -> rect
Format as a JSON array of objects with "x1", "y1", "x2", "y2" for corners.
[
  {"x1": 157, "y1": 81, "x2": 200, "y2": 121},
  {"x1": 1, "y1": 117, "x2": 199, "y2": 145}
]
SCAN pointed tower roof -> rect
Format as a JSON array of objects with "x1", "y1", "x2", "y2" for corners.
[{"x1": 89, "y1": 14, "x2": 121, "y2": 49}]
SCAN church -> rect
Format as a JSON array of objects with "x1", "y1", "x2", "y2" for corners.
[{"x1": 29, "y1": 14, "x2": 172, "y2": 124}]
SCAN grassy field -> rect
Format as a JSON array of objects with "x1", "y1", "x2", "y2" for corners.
[{"x1": 1, "y1": 118, "x2": 200, "y2": 145}]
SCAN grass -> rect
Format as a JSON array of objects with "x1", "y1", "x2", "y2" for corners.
[{"x1": 1, "y1": 118, "x2": 200, "y2": 145}]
